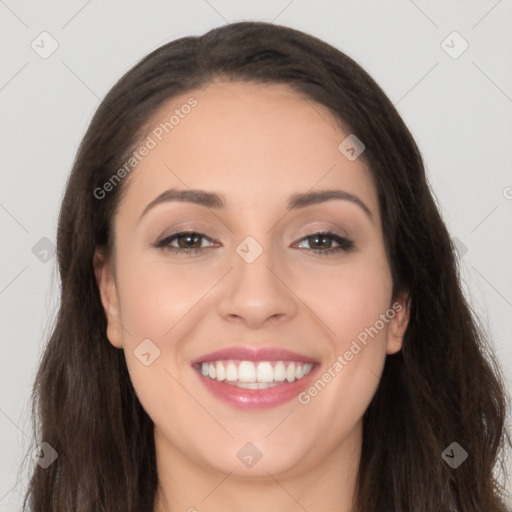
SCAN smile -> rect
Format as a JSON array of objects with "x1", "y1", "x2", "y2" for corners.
[
  {"x1": 195, "y1": 360, "x2": 315, "y2": 389},
  {"x1": 191, "y1": 346, "x2": 319, "y2": 409}
]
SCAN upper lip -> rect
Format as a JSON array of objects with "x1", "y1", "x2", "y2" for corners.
[{"x1": 191, "y1": 346, "x2": 318, "y2": 365}]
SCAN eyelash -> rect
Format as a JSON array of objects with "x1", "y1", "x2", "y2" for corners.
[{"x1": 154, "y1": 230, "x2": 355, "y2": 256}]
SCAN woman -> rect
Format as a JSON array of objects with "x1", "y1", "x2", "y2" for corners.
[{"x1": 22, "y1": 21, "x2": 511, "y2": 511}]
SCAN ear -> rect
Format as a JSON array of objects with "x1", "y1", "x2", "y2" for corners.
[
  {"x1": 385, "y1": 292, "x2": 410, "y2": 355},
  {"x1": 94, "y1": 248, "x2": 123, "y2": 349}
]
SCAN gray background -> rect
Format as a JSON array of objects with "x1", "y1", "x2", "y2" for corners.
[{"x1": 1, "y1": 0, "x2": 511, "y2": 509}]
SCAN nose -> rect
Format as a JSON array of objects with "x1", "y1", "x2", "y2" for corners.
[{"x1": 216, "y1": 242, "x2": 298, "y2": 329}]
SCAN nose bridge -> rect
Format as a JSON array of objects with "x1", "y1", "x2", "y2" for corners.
[
  {"x1": 216, "y1": 233, "x2": 298, "y2": 326},
  {"x1": 235, "y1": 235, "x2": 277, "y2": 284},
  {"x1": 233, "y1": 233, "x2": 282, "y2": 294}
]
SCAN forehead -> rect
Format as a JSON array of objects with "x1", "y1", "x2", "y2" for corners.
[{"x1": 117, "y1": 80, "x2": 378, "y2": 218}]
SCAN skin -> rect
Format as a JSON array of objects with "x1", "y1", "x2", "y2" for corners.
[{"x1": 95, "y1": 80, "x2": 410, "y2": 512}]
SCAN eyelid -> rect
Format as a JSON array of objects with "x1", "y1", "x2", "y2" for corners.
[
  {"x1": 297, "y1": 226, "x2": 347, "y2": 239},
  {"x1": 291, "y1": 222, "x2": 351, "y2": 243},
  {"x1": 154, "y1": 230, "x2": 216, "y2": 249},
  {"x1": 293, "y1": 231, "x2": 355, "y2": 252}
]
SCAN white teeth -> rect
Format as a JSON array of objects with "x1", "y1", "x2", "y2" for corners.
[
  {"x1": 256, "y1": 362, "x2": 274, "y2": 382},
  {"x1": 236, "y1": 381, "x2": 280, "y2": 389},
  {"x1": 286, "y1": 362, "x2": 296, "y2": 382},
  {"x1": 238, "y1": 361, "x2": 256, "y2": 382},
  {"x1": 273, "y1": 361, "x2": 286, "y2": 381},
  {"x1": 215, "y1": 361, "x2": 226, "y2": 381},
  {"x1": 226, "y1": 361, "x2": 238, "y2": 381},
  {"x1": 197, "y1": 360, "x2": 314, "y2": 386},
  {"x1": 240, "y1": 382, "x2": 258, "y2": 389}
]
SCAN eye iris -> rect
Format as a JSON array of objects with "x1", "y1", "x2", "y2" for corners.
[
  {"x1": 309, "y1": 234, "x2": 332, "y2": 249},
  {"x1": 178, "y1": 233, "x2": 202, "y2": 248}
]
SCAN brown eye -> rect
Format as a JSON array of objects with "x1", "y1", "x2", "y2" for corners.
[
  {"x1": 295, "y1": 232, "x2": 354, "y2": 255},
  {"x1": 155, "y1": 231, "x2": 214, "y2": 254},
  {"x1": 174, "y1": 233, "x2": 203, "y2": 249}
]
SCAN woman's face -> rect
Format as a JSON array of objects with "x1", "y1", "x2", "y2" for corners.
[{"x1": 96, "y1": 81, "x2": 409, "y2": 479}]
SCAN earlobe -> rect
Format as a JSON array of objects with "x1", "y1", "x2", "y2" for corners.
[
  {"x1": 386, "y1": 293, "x2": 410, "y2": 355},
  {"x1": 94, "y1": 249, "x2": 123, "y2": 349}
]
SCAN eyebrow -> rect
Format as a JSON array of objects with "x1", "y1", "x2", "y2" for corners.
[{"x1": 139, "y1": 188, "x2": 373, "y2": 222}]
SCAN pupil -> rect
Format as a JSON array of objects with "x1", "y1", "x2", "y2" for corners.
[
  {"x1": 179, "y1": 234, "x2": 200, "y2": 248},
  {"x1": 311, "y1": 235, "x2": 330, "y2": 249}
]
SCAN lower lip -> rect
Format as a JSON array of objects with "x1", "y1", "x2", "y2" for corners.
[{"x1": 194, "y1": 366, "x2": 318, "y2": 409}]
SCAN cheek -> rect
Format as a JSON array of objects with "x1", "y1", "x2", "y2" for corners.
[
  {"x1": 295, "y1": 255, "x2": 393, "y2": 423},
  {"x1": 113, "y1": 258, "x2": 210, "y2": 441},
  {"x1": 299, "y1": 253, "x2": 392, "y2": 343},
  {"x1": 116, "y1": 256, "x2": 221, "y2": 343}
]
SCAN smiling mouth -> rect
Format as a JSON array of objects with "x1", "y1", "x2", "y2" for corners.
[{"x1": 193, "y1": 360, "x2": 315, "y2": 389}]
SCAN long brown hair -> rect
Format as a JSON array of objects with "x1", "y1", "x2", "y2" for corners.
[{"x1": 22, "y1": 21, "x2": 511, "y2": 511}]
